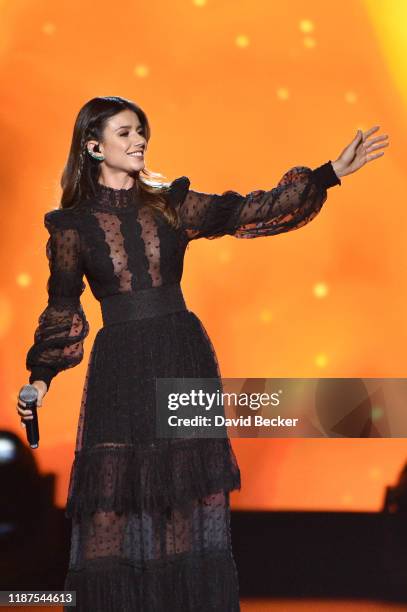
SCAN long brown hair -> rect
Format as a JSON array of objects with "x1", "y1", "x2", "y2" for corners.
[{"x1": 60, "y1": 96, "x2": 180, "y2": 228}]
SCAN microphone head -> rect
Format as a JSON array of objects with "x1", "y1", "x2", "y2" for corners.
[{"x1": 19, "y1": 384, "x2": 39, "y2": 402}]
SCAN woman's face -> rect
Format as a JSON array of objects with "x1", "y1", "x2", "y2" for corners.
[{"x1": 87, "y1": 108, "x2": 147, "y2": 174}]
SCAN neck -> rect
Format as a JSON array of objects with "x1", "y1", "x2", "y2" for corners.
[{"x1": 97, "y1": 171, "x2": 137, "y2": 191}]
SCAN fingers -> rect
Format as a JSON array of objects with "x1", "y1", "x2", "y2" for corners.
[
  {"x1": 362, "y1": 125, "x2": 380, "y2": 140},
  {"x1": 367, "y1": 152, "x2": 385, "y2": 162},
  {"x1": 365, "y1": 132, "x2": 389, "y2": 153},
  {"x1": 366, "y1": 142, "x2": 389, "y2": 153},
  {"x1": 366, "y1": 134, "x2": 389, "y2": 146},
  {"x1": 18, "y1": 410, "x2": 34, "y2": 419},
  {"x1": 358, "y1": 126, "x2": 389, "y2": 167},
  {"x1": 364, "y1": 128, "x2": 389, "y2": 163},
  {"x1": 17, "y1": 399, "x2": 34, "y2": 420}
]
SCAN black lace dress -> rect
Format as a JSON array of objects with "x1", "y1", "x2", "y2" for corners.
[{"x1": 25, "y1": 161, "x2": 341, "y2": 611}]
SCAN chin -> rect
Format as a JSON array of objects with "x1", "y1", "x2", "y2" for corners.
[{"x1": 128, "y1": 161, "x2": 145, "y2": 171}]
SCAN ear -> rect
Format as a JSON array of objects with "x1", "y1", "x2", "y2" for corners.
[{"x1": 86, "y1": 139, "x2": 100, "y2": 154}]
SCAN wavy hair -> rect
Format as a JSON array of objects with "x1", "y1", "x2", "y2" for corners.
[{"x1": 60, "y1": 96, "x2": 180, "y2": 228}]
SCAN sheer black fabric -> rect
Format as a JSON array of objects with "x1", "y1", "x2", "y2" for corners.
[
  {"x1": 171, "y1": 160, "x2": 340, "y2": 240},
  {"x1": 26, "y1": 214, "x2": 90, "y2": 389},
  {"x1": 25, "y1": 161, "x2": 340, "y2": 611}
]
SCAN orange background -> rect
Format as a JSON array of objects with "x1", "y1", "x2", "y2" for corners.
[{"x1": 1, "y1": 0, "x2": 406, "y2": 512}]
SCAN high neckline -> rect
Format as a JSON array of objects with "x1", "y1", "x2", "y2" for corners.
[{"x1": 94, "y1": 181, "x2": 138, "y2": 209}]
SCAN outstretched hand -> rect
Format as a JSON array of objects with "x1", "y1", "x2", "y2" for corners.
[{"x1": 331, "y1": 125, "x2": 389, "y2": 179}]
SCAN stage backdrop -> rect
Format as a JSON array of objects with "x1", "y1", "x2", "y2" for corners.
[{"x1": 1, "y1": 0, "x2": 406, "y2": 511}]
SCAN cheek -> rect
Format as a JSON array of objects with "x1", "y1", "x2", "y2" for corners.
[
  {"x1": 105, "y1": 144, "x2": 129, "y2": 165},
  {"x1": 109, "y1": 140, "x2": 127, "y2": 155}
]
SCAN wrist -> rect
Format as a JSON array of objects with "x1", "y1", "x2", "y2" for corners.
[
  {"x1": 331, "y1": 160, "x2": 343, "y2": 179},
  {"x1": 32, "y1": 380, "x2": 48, "y2": 392},
  {"x1": 28, "y1": 366, "x2": 55, "y2": 390},
  {"x1": 312, "y1": 160, "x2": 342, "y2": 189}
]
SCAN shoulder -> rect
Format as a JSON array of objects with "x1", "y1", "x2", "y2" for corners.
[
  {"x1": 44, "y1": 208, "x2": 81, "y2": 233},
  {"x1": 44, "y1": 208, "x2": 83, "y2": 233},
  {"x1": 166, "y1": 176, "x2": 190, "y2": 207}
]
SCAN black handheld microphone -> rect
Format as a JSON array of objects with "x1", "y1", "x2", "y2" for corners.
[{"x1": 18, "y1": 384, "x2": 40, "y2": 449}]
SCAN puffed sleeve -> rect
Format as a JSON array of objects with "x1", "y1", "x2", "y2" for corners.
[
  {"x1": 25, "y1": 210, "x2": 90, "y2": 390},
  {"x1": 169, "y1": 161, "x2": 341, "y2": 240}
]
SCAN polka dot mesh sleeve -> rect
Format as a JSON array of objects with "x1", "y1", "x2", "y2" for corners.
[
  {"x1": 172, "y1": 161, "x2": 341, "y2": 241},
  {"x1": 25, "y1": 211, "x2": 90, "y2": 391}
]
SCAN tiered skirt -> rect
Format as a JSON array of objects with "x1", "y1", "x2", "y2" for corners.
[{"x1": 63, "y1": 309, "x2": 241, "y2": 611}]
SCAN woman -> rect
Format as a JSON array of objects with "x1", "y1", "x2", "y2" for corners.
[{"x1": 18, "y1": 96, "x2": 388, "y2": 611}]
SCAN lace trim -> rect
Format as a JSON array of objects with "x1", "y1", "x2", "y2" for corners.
[
  {"x1": 95, "y1": 183, "x2": 138, "y2": 208},
  {"x1": 64, "y1": 550, "x2": 240, "y2": 611},
  {"x1": 65, "y1": 439, "x2": 241, "y2": 519}
]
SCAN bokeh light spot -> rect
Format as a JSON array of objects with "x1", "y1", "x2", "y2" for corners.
[
  {"x1": 345, "y1": 91, "x2": 358, "y2": 103},
  {"x1": 276, "y1": 87, "x2": 290, "y2": 100},
  {"x1": 341, "y1": 493, "x2": 353, "y2": 506},
  {"x1": 259, "y1": 309, "x2": 273, "y2": 324},
  {"x1": 42, "y1": 22, "x2": 56, "y2": 35},
  {"x1": 218, "y1": 250, "x2": 231, "y2": 264},
  {"x1": 235, "y1": 35, "x2": 250, "y2": 48},
  {"x1": 313, "y1": 282, "x2": 328, "y2": 298},
  {"x1": 16, "y1": 273, "x2": 31, "y2": 288},
  {"x1": 303, "y1": 36, "x2": 316, "y2": 48},
  {"x1": 368, "y1": 467, "x2": 382, "y2": 480},
  {"x1": 315, "y1": 353, "x2": 328, "y2": 368},
  {"x1": 133, "y1": 64, "x2": 150, "y2": 78},
  {"x1": 299, "y1": 19, "x2": 314, "y2": 34}
]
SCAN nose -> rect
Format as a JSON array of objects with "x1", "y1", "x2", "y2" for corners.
[{"x1": 132, "y1": 138, "x2": 145, "y2": 148}]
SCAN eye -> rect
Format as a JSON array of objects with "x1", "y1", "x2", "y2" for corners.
[{"x1": 120, "y1": 128, "x2": 144, "y2": 137}]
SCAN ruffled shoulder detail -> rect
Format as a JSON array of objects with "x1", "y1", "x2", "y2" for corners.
[
  {"x1": 44, "y1": 208, "x2": 79, "y2": 232},
  {"x1": 166, "y1": 176, "x2": 190, "y2": 208}
]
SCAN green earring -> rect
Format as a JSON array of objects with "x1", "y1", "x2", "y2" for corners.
[{"x1": 88, "y1": 149, "x2": 104, "y2": 161}]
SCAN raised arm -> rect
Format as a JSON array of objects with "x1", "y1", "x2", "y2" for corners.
[
  {"x1": 25, "y1": 210, "x2": 90, "y2": 391},
  {"x1": 168, "y1": 161, "x2": 340, "y2": 240}
]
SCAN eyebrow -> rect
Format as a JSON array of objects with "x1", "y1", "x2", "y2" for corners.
[{"x1": 115, "y1": 125, "x2": 143, "y2": 131}]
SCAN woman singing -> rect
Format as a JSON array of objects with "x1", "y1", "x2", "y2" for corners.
[{"x1": 17, "y1": 96, "x2": 388, "y2": 610}]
